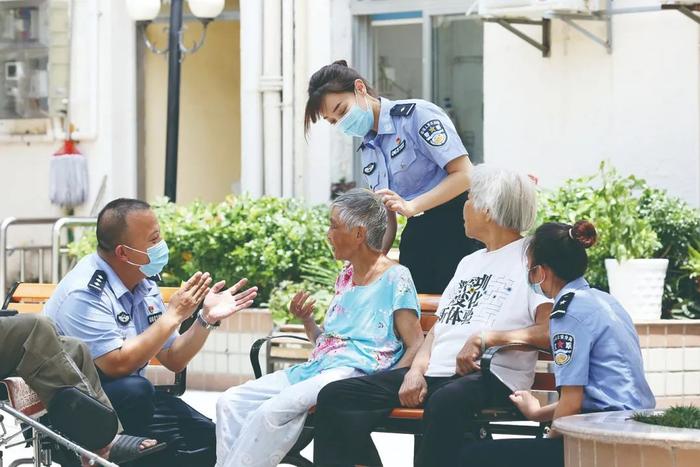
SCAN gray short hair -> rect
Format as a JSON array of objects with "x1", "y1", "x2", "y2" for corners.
[
  {"x1": 331, "y1": 189, "x2": 388, "y2": 251},
  {"x1": 469, "y1": 165, "x2": 537, "y2": 232}
]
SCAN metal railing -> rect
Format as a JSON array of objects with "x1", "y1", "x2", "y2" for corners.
[
  {"x1": 1, "y1": 217, "x2": 97, "y2": 304},
  {"x1": 51, "y1": 217, "x2": 97, "y2": 283}
]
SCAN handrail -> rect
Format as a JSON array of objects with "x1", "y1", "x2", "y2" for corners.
[
  {"x1": 51, "y1": 217, "x2": 97, "y2": 282},
  {"x1": 0, "y1": 218, "x2": 59, "y2": 304},
  {"x1": 1, "y1": 217, "x2": 98, "y2": 303}
]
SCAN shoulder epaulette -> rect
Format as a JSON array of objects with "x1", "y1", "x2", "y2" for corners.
[
  {"x1": 551, "y1": 292, "x2": 575, "y2": 319},
  {"x1": 390, "y1": 103, "x2": 416, "y2": 117},
  {"x1": 87, "y1": 270, "x2": 107, "y2": 296}
]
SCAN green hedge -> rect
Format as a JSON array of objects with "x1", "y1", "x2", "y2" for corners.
[
  {"x1": 68, "y1": 196, "x2": 340, "y2": 305},
  {"x1": 69, "y1": 166, "x2": 700, "y2": 320}
]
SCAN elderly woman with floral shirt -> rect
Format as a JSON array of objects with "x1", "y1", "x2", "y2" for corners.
[{"x1": 215, "y1": 188, "x2": 424, "y2": 467}]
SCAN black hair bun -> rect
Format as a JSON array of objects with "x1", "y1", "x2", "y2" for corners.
[
  {"x1": 571, "y1": 220, "x2": 597, "y2": 249},
  {"x1": 332, "y1": 59, "x2": 348, "y2": 67}
]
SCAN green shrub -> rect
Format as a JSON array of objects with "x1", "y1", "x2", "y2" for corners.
[
  {"x1": 639, "y1": 189, "x2": 700, "y2": 317},
  {"x1": 633, "y1": 406, "x2": 700, "y2": 429},
  {"x1": 267, "y1": 280, "x2": 335, "y2": 325},
  {"x1": 393, "y1": 215, "x2": 407, "y2": 249},
  {"x1": 537, "y1": 162, "x2": 660, "y2": 290},
  {"x1": 538, "y1": 163, "x2": 700, "y2": 317},
  {"x1": 67, "y1": 196, "x2": 338, "y2": 304},
  {"x1": 684, "y1": 244, "x2": 700, "y2": 280}
]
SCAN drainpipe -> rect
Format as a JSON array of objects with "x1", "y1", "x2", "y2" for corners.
[
  {"x1": 293, "y1": 0, "x2": 308, "y2": 199},
  {"x1": 261, "y1": 0, "x2": 283, "y2": 197},
  {"x1": 281, "y1": 0, "x2": 294, "y2": 197},
  {"x1": 240, "y1": 0, "x2": 264, "y2": 197}
]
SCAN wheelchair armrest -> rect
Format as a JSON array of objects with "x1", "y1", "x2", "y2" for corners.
[
  {"x1": 0, "y1": 310, "x2": 18, "y2": 317},
  {"x1": 249, "y1": 335, "x2": 311, "y2": 379},
  {"x1": 481, "y1": 344, "x2": 551, "y2": 386}
]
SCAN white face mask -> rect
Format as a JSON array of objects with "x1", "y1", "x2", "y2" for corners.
[
  {"x1": 528, "y1": 265, "x2": 547, "y2": 297},
  {"x1": 122, "y1": 240, "x2": 169, "y2": 277}
]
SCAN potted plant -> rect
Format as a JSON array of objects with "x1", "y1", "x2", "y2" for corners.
[{"x1": 539, "y1": 162, "x2": 666, "y2": 321}]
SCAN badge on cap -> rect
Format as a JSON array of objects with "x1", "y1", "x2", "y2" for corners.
[
  {"x1": 117, "y1": 312, "x2": 131, "y2": 325},
  {"x1": 553, "y1": 333, "x2": 574, "y2": 365},
  {"x1": 363, "y1": 162, "x2": 377, "y2": 176},
  {"x1": 390, "y1": 139, "x2": 406, "y2": 158},
  {"x1": 419, "y1": 119, "x2": 448, "y2": 147}
]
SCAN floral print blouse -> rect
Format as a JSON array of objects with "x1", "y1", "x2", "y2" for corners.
[{"x1": 285, "y1": 263, "x2": 420, "y2": 384}]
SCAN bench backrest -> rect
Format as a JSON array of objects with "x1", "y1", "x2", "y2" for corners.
[
  {"x1": 4, "y1": 282, "x2": 180, "y2": 310},
  {"x1": 3, "y1": 282, "x2": 182, "y2": 367}
]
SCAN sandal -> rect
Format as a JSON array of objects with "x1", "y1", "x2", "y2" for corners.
[{"x1": 109, "y1": 434, "x2": 167, "y2": 464}]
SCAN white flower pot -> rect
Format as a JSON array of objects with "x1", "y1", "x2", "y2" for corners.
[{"x1": 605, "y1": 258, "x2": 669, "y2": 322}]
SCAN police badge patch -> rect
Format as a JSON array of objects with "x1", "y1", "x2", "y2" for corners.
[
  {"x1": 363, "y1": 162, "x2": 377, "y2": 175},
  {"x1": 419, "y1": 119, "x2": 448, "y2": 147},
  {"x1": 553, "y1": 333, "x2": 574, "y2": 366},
  {"x1": 390, "y1": 140, "x2": 406, "y2": 158},
  {"x1": 117, "y1": 312, "x2": 131, "y2": 325}
]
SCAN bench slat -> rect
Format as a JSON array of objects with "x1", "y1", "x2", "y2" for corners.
[
  {"x1": 532, "y1": 372, "x2": 556, "y2": 391},
  {"x1": 418, "y1": 294, "x2": 440, "y2": 313},
  {"x1": 6, "y1": 303, "x2": 44, "y2": 313},
  {"x1": 9, "y1": 283, "x2": 59, "y2": 303}
]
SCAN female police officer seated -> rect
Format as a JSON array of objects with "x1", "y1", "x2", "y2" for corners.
[{"x1": 459, "y1": 220, "x2": 655, "y2": 467}]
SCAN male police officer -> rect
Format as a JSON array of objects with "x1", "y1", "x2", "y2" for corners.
[{"x1": 43, "y1": 198, "x2": 258, "y2": 467}]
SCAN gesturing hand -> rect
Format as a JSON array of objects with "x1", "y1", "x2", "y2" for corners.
[
  {"x1": 201, "y1": 279, "x2": 258, "y2": 324},
  {"x1": 168, "y1": 272, "x2": 212, "y2": 323},
  {"x1": 289, "y1": 291, "x2": 316, "y2": 323}
]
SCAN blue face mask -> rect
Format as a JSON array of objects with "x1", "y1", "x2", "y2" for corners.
[
  {"x1": 124, "y1": 240, "x2": 169, "y2": 278},
  {"x1": 528, "y1": 266, "x2": 547, "y2": 297},
  {"x1": 336, "y1": 93, "x2": 374, "y2": 138}
]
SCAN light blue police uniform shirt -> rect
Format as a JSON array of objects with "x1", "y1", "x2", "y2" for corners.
[
  {"x1": 549, "y1": 277, "x2": 656, "y2": 412},
  {"x1": 43, "y1": 253, "x2": 178, "y2": 376},
  {"x1": 360, "y1": 98, "x2": 468, "y2": 201}
]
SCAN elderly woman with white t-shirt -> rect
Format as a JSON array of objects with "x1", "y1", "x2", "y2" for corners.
[{"x1": 312, "y1": 165, "x2": 554, "y2": 467}]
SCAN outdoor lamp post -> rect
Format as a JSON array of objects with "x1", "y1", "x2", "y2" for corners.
[{"x1": 126, "y1": 0, "x2": 225, "y2": 202}]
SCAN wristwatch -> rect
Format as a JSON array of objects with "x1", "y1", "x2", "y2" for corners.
[{"x1": 196, "y1": 310, "x2": 220, "y2": 330}]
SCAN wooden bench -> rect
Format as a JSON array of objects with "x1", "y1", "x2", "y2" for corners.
[
  {"x1": 249, "y1": 294, "x2": 555, "y2": 467},
  {"x1": 2, "y1": 281, "x2": 189, "y2": 396}
]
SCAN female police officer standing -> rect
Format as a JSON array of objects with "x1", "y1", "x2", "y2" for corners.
[
  {"x1": 305, "y1": 60, "x2": 481, "y2": 294},
  {"x1": 458, "y1": 220, "x2": 656, "y2": 467}
]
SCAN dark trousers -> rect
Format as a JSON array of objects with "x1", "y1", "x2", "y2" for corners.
[
  {"x1": 313, "y1": 367, "x2": 511, "y2": 467},
  {"x1": 100, "y1": 374, "x2": 216, "y2": 467},
  {"x1": 460, "y1": 438, "x2": 564, "y2": 467},
  {"x1": 400, "y1": 192, "x2": 483, "y2": 294}
]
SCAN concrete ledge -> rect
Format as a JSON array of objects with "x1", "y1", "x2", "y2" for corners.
[{"x1": 554, "y1": 411, "x2": 700, "y2": 450}]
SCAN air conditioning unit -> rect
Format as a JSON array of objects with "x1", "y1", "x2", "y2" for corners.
[
  {"x1": 479, "y1": 0, "x2": 604, "y2": 18},
  {"x1": 662, "y1": 0, "x2": 700, "y2": 5}
]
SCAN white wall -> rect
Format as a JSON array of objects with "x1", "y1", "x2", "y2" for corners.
[
  {"x1": 295, "y1": 0, "x2": 354, "y2": 203},
  {"x1": 484, "y1": 9, "x2": 700, "y2": 206},
  {"x1": 0, "y1": 0, "x2": 137, "y2": 279}
]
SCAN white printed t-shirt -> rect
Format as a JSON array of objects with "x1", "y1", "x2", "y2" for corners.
[{"x1": 425, "y1": 238, "x2": 550, "y2": 391}]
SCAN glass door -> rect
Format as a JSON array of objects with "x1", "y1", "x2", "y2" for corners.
[
  {"x1": 432, "y1": 15, "x2": 484, "y2": 163},
  {"x1": 370, "y1": 12, "x2": 423, "y2": 100}
]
